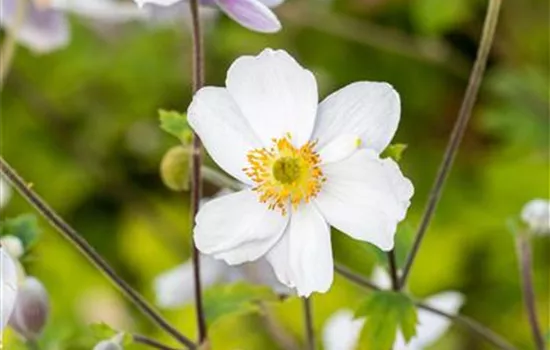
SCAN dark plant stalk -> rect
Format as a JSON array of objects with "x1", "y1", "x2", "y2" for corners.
[
  {"x1": 187, "y1": 0, "x2": 207, "y2": 343},
  {"x1": 387, "y1": 250, "x2": 399, "y2": 291},
  {"x1": 303, "y1": 297, "x2": 316, "y2": 350},
  {"x1": 334, "y1": 263, "x2": 518, "y2": 350},
  {"x1": 515, "y1": 234, "x2": 546, "y2": 350},
  {"x1": 133, "y1": 334, "x2": 185, "y2": 350},
  {"x1": 0, "y1": 158, "x2": 196, "y2": 349},
  {"x1": 399, "y1": 0, "x2": 503, "y2": 289}
]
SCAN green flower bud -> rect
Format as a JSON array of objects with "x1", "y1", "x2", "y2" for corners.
[{"x1": 160, "y1": 146, "x2": 191, "y2": 192}]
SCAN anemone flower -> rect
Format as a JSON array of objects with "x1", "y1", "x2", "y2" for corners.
[
  {"x1": 133, "y1": 0, "x2": 283, "y2": 33},
  {"x1": 187, "y1": 48, "x2": 414, "y2": 296},
  {"x1": 322, "y1": 268, "x2": 464, "y2": 350},
  {"x1": 0, "y1": 0, "x2": 146, "y2": 54}
]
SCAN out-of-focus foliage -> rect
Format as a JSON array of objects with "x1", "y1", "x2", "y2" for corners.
[{"x1": 1, "y1": 0, "x2": 548, "y2": 349}]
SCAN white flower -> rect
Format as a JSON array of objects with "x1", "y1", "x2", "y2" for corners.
[
  {"x1": 0, "y1": 247, "x2": 18, "y2": 331},
  {"x1": 0, "y1": 235, "x2": 24, "y2": 259},
  {"x1": 93, "y1": 333, "x2": 125, "y2": 350},
  {"x1": 521, "y1": 199, "x2": 550, "y2": 235},
  {"x1": 9, "y1": 277, "x2": 50, "y2": 340},
  {"x1": 0, "y1": 176, "x2": 11, "y2": 209},
  {"x1": 322, "y1": 268, "x2": 464, "y2": 350},
  {"x1": 187, "y1": 48, "x2": 414, "y2": 296},
  {"x1": 154, "y1": 254, "x2": 291, "y2": 308}
]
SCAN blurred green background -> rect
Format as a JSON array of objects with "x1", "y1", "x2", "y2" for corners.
[{"x1": 1, "y1": 0, "x2": 548, "y2": 349}]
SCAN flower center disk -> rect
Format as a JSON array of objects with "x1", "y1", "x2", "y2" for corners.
[{"x1": 244, "y1": 134, "x2": 325, "y2": 215}]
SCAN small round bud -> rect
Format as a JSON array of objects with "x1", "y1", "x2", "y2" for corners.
[
  {"x1": 521, "y1": 199, "x2": 550, "y2": 235},
  {"x1": 93, "y1": 333, "x2": 125, "y2": 350},
  {"x1": 1, "y1": 247, "x2": 18, "y2": 330},
  {"x1": 160, "y1": 146, "x2": 191, "y2": 192},
  {"x1": 0, "y1": 235, "x2": 25, "y2": 259},
  {"x1": 9, "y1": 277, "x2": 49, "y2": 340}
]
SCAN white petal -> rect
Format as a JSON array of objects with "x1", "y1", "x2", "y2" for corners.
[
  {"x1": 0, "y1": 247, "x2": 18, "y2": 330},
  {"x1": 215, "y1": 0, "x2": 281, "y2": 33},
  {"x1": 133, "y1": 0, "x2": 180, "y2": 7},
  {"x1": 318, "y1": 134, "x2": 361, "y2": 164},
  {"x1": 0, "y1": 236, "x2": 24, "y2": 259},
  {"x1": 188, "y1": 87, "x2": 263, "y2": 184},
  {"x1": 315, "y1": 150, "x2": 413, "y2": 251},
  {"x1": 0, "y1": 0, "x2": 70, "y2": 54},
  {"x1": 265, "y1": 229, "x2": 293, "y2": 287},
  {"x1": 257, "y1": 0, "x2": 284, "y2": 8},
  {"x1": 50, "y1": 0, "x2": 147, "y2": 22},
  {"x1": 312, "y1": 82, "x2": 400, "y2": 154},
  {"x1": 0, "y1": 176, "x2": 12, "y2": 209},
  {"x1": 370, "y1": 267, "x2": 392, "y2": 290},
  {"x1": 521, "y1": 199, "x2": 550, "y2": 235},
  {"x1": 322, "y1": 310, "x2": 364, "y2": 350},
  {"x1": 394, "y1": 292, "x2": 465, "y2": 350},
  {"x1": 288, "y1": 204, "x2": 333, "y2": 296},
  {"x1": 154, "y1": 255, "x2": 226, "y2": 308},
  {"x1": 226, "y1": 49, "x2": 318, "y2": 147},
  {"x1": 194, "y1": 189, "x2": 288, "y2": 265}
]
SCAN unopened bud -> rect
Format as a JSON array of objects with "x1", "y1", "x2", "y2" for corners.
[
  {"x1": 160, "y1": 146, "x2": 191, "y2": 191},
  {"x1": 9, "y1": 277, "x2": 49, "y2": 340},
  {"x1": 521, "y1": 199, "x2": 550, "y2": 235},
  {"x1": 0, "y1": 235, "x2": 24, "y2": 259},
  {"x1": 93, "y1": 333, "x2": 125, "y2": 350},
  {"x1": 1, "y1": 247, "x2": 18, "y2": 330}
]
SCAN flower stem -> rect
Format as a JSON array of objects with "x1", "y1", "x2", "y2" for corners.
[
  {"x1": 399, "y1": 0, "x2": 502, "y2": 289},
  {"x1": 387, "y1": 250, "x2": 399, "y2": 291},
  {"x1": 133, "y1": 334, "x2": 185, "y2": 350},
  {"x1": 187, "y1": 0, "x2": 207, "y2": 343},
  {"x1": 0, "y1": 157, "x2": 196, "y2": 349},
  {"x1": 334, "y1": 263, "x2": 518, "y2": 350},
  {"x1": 515, "y1": 233, "x2": 546, "y2": 350},
  {"x1": 303, "y1": 297, "x2": 316, "y2": 350},
  {"x1": 0, "y1": 0, "x2": 27, "y2": 89}
]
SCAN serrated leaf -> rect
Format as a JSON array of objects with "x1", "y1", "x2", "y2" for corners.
[
  {"x1": 0, "y1": 214, "x2": 41, "y2": 249},
  {"x1": 159, "y1": 109, "x2": 192, "y2": 143},
  {"x1": 203, "y1": 282, "x2": 278, "y2": 326},
  {"x1": 355, "y1": 291, "x2": 417, "y2": 349},
  {"x1": 381, "y1": 144, "x2": 407, "y2": 162}
]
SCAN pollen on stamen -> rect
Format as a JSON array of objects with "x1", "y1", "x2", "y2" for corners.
[{"x1": 243, "y1": 134, "x2": 325, "y2": 215}]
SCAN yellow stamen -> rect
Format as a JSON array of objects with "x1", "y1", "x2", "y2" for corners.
[{"x1": 243, "y1": 133, "x2": 325, "y2": 215}]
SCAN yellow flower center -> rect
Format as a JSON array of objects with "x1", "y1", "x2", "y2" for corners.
[{"x1": 244, "y1": 134, "x2": 325, "y2": 215}]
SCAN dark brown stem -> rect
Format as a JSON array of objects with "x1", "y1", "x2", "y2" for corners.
[
  {"x1": 0, "y1": 158, "x2": 196, "y2": 349},
  {"x1": 188, "y1": 0, "x2": 207, "y2": 343},
  {"x1": 133, "y1": 335, "x2": 184, "y2": 350},
  {"x1": 303, "y1": 297, "x2": 315, "y2": 350},
  {"x1": 399, "y1": 0, "x2": 502, "y2": 289},
  {"x1": 334, "y1": 262, "x2": 518, "y2": 350},
  {"x1": 387, "y1": 250, "x2": 399, "y2": 291},
  {"x1": 515, "y1": 234, "x2": 546, "y2": 350}
]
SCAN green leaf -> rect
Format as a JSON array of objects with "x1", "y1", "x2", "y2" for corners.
[
  {"x1": 355, "y1": 291, "x2": 418, "y2": 349},
  {"x1": 89, "y1": 322, "x2": 118, "y2": 340},
  {"x1": 203, "y1": 282, "x2": 279, "y2": 326},
  {"x1": 381, "y1": 144, "x2": 407, "y2": 162},
  {"x1": 0, "y1": 214, "x2": 41, "y2": 250},
  {"x1": 411, "y1": 0, "x2": 473, "y2": 35},
  {"x1": 159, "y1": 109, "x2": 192, "y2": 143}
]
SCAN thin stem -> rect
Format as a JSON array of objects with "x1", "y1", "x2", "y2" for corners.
[
  {"x1": 515, "y1": 234, "x2": 546, "y2": 350},
  {"x1": 0, "y1": 0, "x2": 27, "y2": 89},
  {"x1": 334, "y1": 263, "x2": 519, "y2": 350},
  {"x1": 133, "y1": 334, "x2": 185, "y2": 350},
  {"x1": 188, "y1": 0, "x2": 207, "y2": 343},
  {"x1": 399, "y1": 0, "x2": 503, "y2": 289},
  {"x1": 0, "y1": 158, "x2": 196, "y2": 349},
  {"x1": 387, "y1": 250, "x2": 399, "y2": 291},
  {"x1": 303, "y1": 297, "x2": 316, "y2": 350}
]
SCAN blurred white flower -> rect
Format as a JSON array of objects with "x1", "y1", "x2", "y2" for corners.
[
  {"x1": 0, "y1": 235, "x2": 24, "y2": 259},
  {"x1": 521, "y1": 199, "x2": 550, "y2": 235},
  {"x1": 0, "y1": 0, "x2": 146, "y2": 54},
  {"x1": 154, "y1": 254, "x2": 291, "y2": 308},
  {"x1": 0, "y1": 176, "x2": 12, "y2": 209},
  {"x1": 322, "y1": 268, "x2": 464, "y2": 350},
  {"x1": 188, "y1": 48, "x2": 413, "y2": 296},
  {"x1": 93, "y1": 333, "x2": 125, "y2": 350},
  {"x1": 0, "y1": 247, "x2": 18, "y2": 331},
  {"x1": 9, "y1": 277, "x2": 50, "y2": 340}
]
